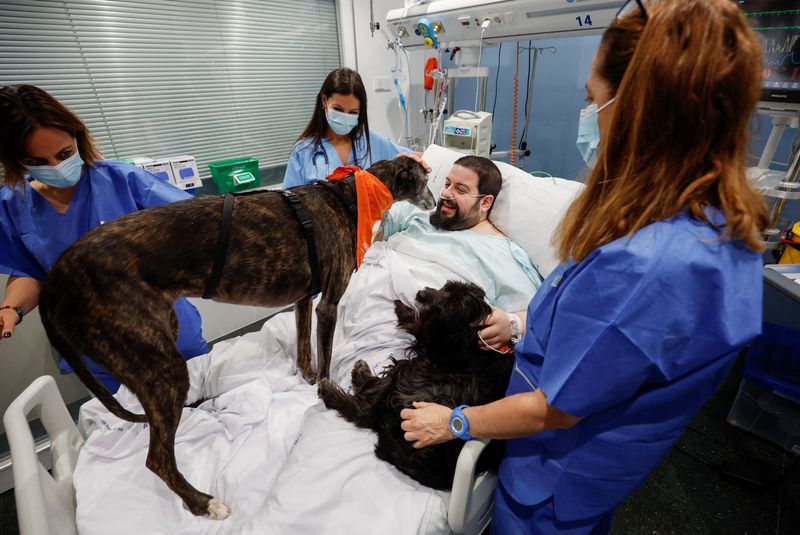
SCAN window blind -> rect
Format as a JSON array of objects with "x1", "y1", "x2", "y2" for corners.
[{"x1": 0, "y1": 0, "x2": 341, "y2": 187}]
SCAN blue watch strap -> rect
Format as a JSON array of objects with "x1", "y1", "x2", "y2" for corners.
[{"x1": 449, "y1": 404, "x2": 474, "y2": 441}]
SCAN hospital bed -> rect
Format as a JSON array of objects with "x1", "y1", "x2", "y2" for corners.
[{"x1": 3, "y1": 145, "x2": 583, "y2": 535}]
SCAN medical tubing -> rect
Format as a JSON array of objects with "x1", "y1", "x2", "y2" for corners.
[
  {"x1": 401, "y1": 46, "x2": 413, "y2": 147},
  {"x1": 511, "y1": 42, "x2": 519, "y2": 166},
  {"x1": 478, "y1": 331, "x2": 513, "y2": 354},
  {"x1": 395, "y1": 79, "x2": 410, "y2": 144},
  {"x1": 392, "y1": 40, "x2": 413, "y2": 147},
  {"x1": 475, "y1": 26, "x2": 487, "y2": 112}
]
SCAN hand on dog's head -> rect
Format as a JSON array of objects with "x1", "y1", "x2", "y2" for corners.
[
  {"x1": 367, "y1": 158, "x2": 435, "y2": 210},
  {"x1": 394, "y1": 280, "x2": 491, "y2": 357}
]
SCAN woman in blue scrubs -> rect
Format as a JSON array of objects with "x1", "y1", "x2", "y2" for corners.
[
  {"x1": 400, "y1": 1, "x2": 771, "y2": 532},
  {"x1": 282, "y1": 67, "x2": 416, "y2": 188},
  {"x1": 0, "y1": 84, "x2": 208, "y2": 392}
]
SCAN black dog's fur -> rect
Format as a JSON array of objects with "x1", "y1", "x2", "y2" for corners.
[
  {"x1": 37, "y1": 157, "x2": 433, "y2": 517},
  {"x1": 318, "y1": 281, "x2": 514, "y2": 490}
]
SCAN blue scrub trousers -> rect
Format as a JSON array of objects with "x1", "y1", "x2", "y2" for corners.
[
  {"x1": 59, "y1": 299, "x2": 208, "y2": 393},
  {"x1": 490, "y1": 482, "x2": 614, "y2": 535}
]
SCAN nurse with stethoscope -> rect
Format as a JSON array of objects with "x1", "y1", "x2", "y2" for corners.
[{"x1": 282, "y1": 68, "x2": 427, "y2": 188}]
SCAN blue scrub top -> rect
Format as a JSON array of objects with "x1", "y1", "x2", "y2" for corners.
[
  {"x1": 282, "y1": 130, "x2": 410, "y2": 188},
  {"x1": 0, "y1": 160, "x2": 208, "y2": 390},
  {"x1": 497, "y1": 209, "x2": 763, "y2": 525}
]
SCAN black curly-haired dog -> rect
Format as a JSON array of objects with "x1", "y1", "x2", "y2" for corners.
[{"x1": 317, "y1": 280, "x2": 514, "y2": 489}]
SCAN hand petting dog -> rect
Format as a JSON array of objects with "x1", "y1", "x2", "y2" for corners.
[
  {"x1": 401, "y1": 304, "x2": 527, "y2": 449},
  {"x1": 400, "y1": 401, "x2": 454, "y2": 449}
]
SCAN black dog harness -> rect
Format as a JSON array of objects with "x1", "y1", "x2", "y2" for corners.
[
  {"x1": 203, "y1": 193, "x2": 235, "y2": 299},
  {"x1": 280, "y1": 189, "x2": 322, "y2": 295},
  {"x1": 203, "y1": 179, "x2": 358, "y2": 300}
]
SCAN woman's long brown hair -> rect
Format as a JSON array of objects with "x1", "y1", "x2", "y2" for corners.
[
  {"x1": 0, "y1": 84, "x2": 101, "y2": 188},
  {"x1": 555, "y1": 0, "x2": 770, "y2": 263},
  {"x1": 297, "y1": 67, "x2": 372, "y2": 168}
]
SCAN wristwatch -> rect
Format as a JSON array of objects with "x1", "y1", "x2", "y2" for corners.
[
  {"x1": 508, "y1": 313, "x2": 522, "y2": 345},
  {"x1": 449, "y1": 404, "x2": 475, "y2": 441},
  {"x1": 0, "y1": 305, "x2": 23, "y2": 325}
]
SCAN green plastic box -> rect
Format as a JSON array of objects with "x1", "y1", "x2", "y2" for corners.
[{"x1": 208, "y1": 157, "x2": 261, "y2": 193}]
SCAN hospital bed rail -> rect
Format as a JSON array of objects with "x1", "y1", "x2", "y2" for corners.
[
  {"x1": 3, "y1": 375, "x2": 82, "y2": 535},
  {"x1": 4, "y1": 375, "x2": 496, "y2": 535}
]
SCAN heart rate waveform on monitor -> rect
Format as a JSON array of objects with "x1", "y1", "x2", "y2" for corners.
[{"x1": 743, "y1": 4, "x2": 800, "y2": 92}]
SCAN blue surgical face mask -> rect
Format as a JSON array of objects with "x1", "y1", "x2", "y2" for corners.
[
  {"x1": 326, "y1": 107, "x2": 359, "y2": 136},
  {"x1": 576, "y1": 98, "x2": 615, "y2": 168},
  {"x1": 25, "y1": 150, "x2": 84, "y2": 188}
]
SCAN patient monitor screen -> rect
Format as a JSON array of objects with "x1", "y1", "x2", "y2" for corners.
[{"x1": 740, "y1": 1, "x2": 800, "y2": 105}]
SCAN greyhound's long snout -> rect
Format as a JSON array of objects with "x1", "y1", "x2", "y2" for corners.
[{"x1": 422, "y1": 188, "x2": 435, "y2": 210}]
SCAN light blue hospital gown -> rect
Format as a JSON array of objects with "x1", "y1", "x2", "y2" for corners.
[
  {"x1": 0, "y1": 160, "x2": 208, "y2": 392},
  {"x1": 381, "y1": 201, "x2": 543, "y2": 312},
  {"x1": 282, "y1": 131, "x2": 410, "y2": 188},
  {"x1": 492, "y1": 208, "x2": 763, "y2": 534}
]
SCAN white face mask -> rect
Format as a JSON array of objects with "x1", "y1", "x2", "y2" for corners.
[
  {"x1": 576, "y1": 98, "x2": 615, "y2": 168},
  {"x1": 25, "y1": 150, "x2": 84, "y2": 188}
]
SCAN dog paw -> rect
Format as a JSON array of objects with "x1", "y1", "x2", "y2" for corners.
[
  {"x1": 316, "y1": 378, "x2": 333, "y2": 398},
  {"x1": 206, "y1": 498, "x2": 231, "y2": 520},
  {"x1": 299, "y1": 367, "x2": 316, "y2": 385}
]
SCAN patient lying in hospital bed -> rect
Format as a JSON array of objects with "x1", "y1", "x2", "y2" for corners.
[{"x1": 72, "y1": 146, "x2": 583, "y2": 535}]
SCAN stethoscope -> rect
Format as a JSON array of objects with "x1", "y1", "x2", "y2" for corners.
[
  {"x1": 311, "y1": 138, "x2": 364, "y2": 181},
  {"x1": 312, "y1": 140, "x2": 330, "y2": 182}
]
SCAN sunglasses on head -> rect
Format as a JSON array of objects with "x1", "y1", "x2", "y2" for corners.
[{"x1": 616, "y1": 0, "x2": 650, "y2": 22}]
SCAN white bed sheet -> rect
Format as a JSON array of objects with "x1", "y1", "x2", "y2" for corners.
[{"x1": 75, "y1": 236, "x2": 534, "y2": 534}]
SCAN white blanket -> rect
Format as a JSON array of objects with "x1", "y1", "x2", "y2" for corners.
[{"x1": 75, "y1": 238, "x2": 535, "y2": 534}]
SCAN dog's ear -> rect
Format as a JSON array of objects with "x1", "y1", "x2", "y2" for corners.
[
  {"x1": 366, "y1": 159, "x2": 395, "y2": 191},
  {"x1": 441, "y1": 281, "x2": 492, "y2": 328},
  {"x1": 390, "y1": 158, "x2": 434, "y2": 209},
  {"x1": 394, "y1": 299, "x2": 419, "y2": 335}
]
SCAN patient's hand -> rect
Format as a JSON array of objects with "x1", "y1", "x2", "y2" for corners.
[{"x1": 477, "y1": 307, "x2": 513, "y2": 351}]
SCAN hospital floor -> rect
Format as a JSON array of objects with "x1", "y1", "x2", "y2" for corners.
[{"x1": 0, "y1": 353, "x2": 797, "y2": 535}]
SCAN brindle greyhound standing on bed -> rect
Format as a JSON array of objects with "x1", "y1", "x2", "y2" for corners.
[{"x1": 37, "y1": 157, "x2": 433, "y2": 519}]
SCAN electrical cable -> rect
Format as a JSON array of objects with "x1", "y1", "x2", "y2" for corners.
[
  {"x1": 511, "y1": 41, "x2": 519, "y2": 166},
  {"x1": 490, "y1": 42, "x2": 502, "y2": 119},
  {"x1": 520, "y1": 41, "x2": 535, "y2": 149}
]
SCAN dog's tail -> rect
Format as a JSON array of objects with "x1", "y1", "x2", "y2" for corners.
[
  {"x1": 64, "y1": 352, "x2": 148, "y2": 423},
  {"x1": 38, "y1": 305, "x2": 147, "y2": 424}
]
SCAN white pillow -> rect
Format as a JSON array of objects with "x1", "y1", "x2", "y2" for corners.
[{"x1": 421, "y1": 145, "x2": 584, "y2": 277}]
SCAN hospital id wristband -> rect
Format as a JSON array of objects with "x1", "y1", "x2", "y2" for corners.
[
  {"x1": 449, "y1": 404, "x2": 474, "y2": 441},
  {"x1": 508, "y1": 313, "x2": 521, "y2": 345}
]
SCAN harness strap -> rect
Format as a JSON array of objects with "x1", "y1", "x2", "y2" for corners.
[
  {"x1": 280, "y1": 190, "x2": 321, "y2": 295},
  {"x1": 203, "y1": 193, "x2": 235, "y2": 299},
  {"x1": 321, "y1": 177, "x2": 357, "y2": 223}
]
